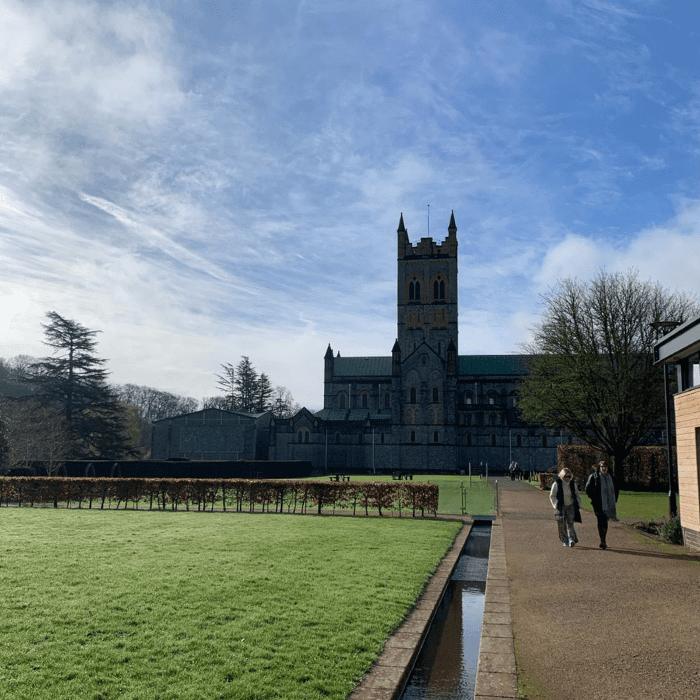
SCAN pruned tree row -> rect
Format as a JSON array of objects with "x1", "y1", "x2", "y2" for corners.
[{"x1": 0, "y1": 477, "x2": 439, "y2": 517}]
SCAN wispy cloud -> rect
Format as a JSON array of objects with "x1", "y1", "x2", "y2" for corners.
[{"x1": 1, "y1": 0, "x2": 699, "y2": 408}]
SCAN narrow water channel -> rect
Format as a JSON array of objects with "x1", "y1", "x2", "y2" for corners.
[{"x1": 399, "y1": 521, "x2": 492, "y2": 700}]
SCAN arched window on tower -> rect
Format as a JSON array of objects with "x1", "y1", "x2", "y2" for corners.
[
  {"x1": 410, "y1": 387, "x2": 417, "y2": 403},
  {"x1": 415, "y1": 281, "x2": 420, "y2": 300},
  {"x1": 409, "y1": 281, "x2": 415, "y2": 301},
  {"x1": 361, "y1": 393, "x2": 368, "y2": 409},
  {"x1": 338, "y1": 392, "x2": 347, "y2": 409},
  {"x1": 432, "y1": 387, "x2": 439, "y2": 403},
  {"x1": 433, "y1": 277, "x2": 446, "y2": 300}
]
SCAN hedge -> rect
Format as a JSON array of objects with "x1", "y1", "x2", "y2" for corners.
[
  {"x1": 534, "y1": 445, "x2": 673, "y2": 490},
  {"x1": 0, "y1": 477, "x2": 439, "y2": 517}
]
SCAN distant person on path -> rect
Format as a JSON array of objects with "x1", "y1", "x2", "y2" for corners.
[
  {"x1": 509, "y1": 461, "x2": 516, "y2": 481},
  {"x1": 585, "y1": 460, "x2": 618, "y2": 550},
  {"x1": 549, "y1": 468, "x2": 582, "y2": 547}
]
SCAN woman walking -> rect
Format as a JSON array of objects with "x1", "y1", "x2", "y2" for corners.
[
  {"x1": 585, "y1": 460, "x2": 618, "y2": 549},
  {"x1": 549, "y1": 468, "x2": 582, "y2": 547}
]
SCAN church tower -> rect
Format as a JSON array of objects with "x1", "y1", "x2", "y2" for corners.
[
  {"x1": 394, "y1": 212, "x2": 459, "y2": 469},
  {"x1": 396, "y1": 211, "x2": 458, "y2": 359}
]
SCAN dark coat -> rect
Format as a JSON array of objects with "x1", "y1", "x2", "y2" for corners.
[
  {"x1": 554, "y1": 477, "x2": 582, "y2": 523},
  {"x1": 585, "y1": 471, "x2": 618, "y2": 514}
]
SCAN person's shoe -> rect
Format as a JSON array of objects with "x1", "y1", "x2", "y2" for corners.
[
  {"x1": 563, "y1": 541, "x2": 570, "y2": 547},
  {"x1": 599, "y1": 542, "x2": 607, "y2": 550},
  {"x1": 569, "y1": 539, "x2": 576, "y2": 547}
]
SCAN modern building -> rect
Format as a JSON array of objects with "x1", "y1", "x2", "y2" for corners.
[{"x1": 654, "y1": 315, "x2": 700, "y2": 551}]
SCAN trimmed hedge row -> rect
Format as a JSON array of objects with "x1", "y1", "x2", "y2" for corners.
[{"x1": 0, "y1": 477, "x2": 439, "y2": 517}]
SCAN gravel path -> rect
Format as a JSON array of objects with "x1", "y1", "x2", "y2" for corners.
[{"x1": 497, "y1": 478, "x2": 700, "y2": 700}]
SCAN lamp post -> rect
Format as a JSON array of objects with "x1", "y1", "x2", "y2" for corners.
[{"x1": 651, "y1": 320, "x2": 682, "y2": 519}]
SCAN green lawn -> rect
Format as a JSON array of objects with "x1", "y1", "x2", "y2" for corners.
[
  {"x1": 0, "y1": 509, "x2": 461, "y2": 700},
  {"x1": 580, "y1": 490, "x2": 673, "y2": 520},
  {"x1": 310, "y1": 474, "x2": 495, "y2": 516}
]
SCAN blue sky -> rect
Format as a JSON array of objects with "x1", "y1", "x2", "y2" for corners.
[{"x1": 1, "y1": 0, "x2": 699, "y2": 410}]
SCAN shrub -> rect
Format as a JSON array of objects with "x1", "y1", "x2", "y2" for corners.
[{"x1": 657, "y1": 517, "x2": 684, "y2": 545}]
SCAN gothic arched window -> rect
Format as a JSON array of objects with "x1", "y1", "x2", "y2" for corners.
[
  {"x1": 432, "y1": 387, "x2": 439, "y2": 403},
  {"x1": 409, "y1": 281, "x2": 415, "y2": 301},
  {"x1": 361, "y1": 393, "x2": 368, "y2": 409},
  {"x1": 338, "y1": 392, "x2": 346, "y2": 409},
  {"x1": 433, "y1": 431, "x2": 439, "y2": 443},
  {"x1": 516, "y1": 433, "x2": 522, "y2": 447},
  {"x1": 410, "y1": 387, "x2": 417, "y2": 403},
  {"x1": 411, "y1": 431, "x2": 416, "y2": 443}
]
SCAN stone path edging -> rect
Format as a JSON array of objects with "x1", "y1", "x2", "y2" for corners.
[
  {"x1": 348, "y1": 519, "x2": 472, "y2": 700},
  {"x1": 474, "y1": 517, "x2": 518, "y2": 699}
]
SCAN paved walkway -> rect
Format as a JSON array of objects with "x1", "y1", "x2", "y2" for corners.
[
  {"x1": 351, "y1": 478, "x2": 700, "y2": 700},
  {"x1": 498, "y1": 477, "x2": 700, "y2": 700}
]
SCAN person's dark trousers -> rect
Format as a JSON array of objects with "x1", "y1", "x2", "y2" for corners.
[{"x1": 596, "y1": 512, "x2": 609, "y2": 547}]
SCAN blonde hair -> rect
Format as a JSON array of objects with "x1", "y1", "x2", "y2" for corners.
[{"x1": 559, "y1": 468, "x2": 573, "y2": 479}]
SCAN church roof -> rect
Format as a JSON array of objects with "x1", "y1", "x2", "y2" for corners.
[
  {"x1": 314, "y1": 409, "x2": 393, "y2": 422},
  {"x1": 331, "y1": 354, "x2": 530, "y2": 377},
  {"x1": 459, "y1": 355, "x2": 530, "y2": 375},
  {"x1": 333, "y1": 356, "x2": 392, "y2": 376}
]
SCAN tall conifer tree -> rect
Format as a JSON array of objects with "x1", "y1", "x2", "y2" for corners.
[{"x1": 31, "y1": 311, "x2": 129, "y2": 458}]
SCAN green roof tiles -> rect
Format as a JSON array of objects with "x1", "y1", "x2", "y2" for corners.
[
  {"x1": 458, "y1": 355, "x2": 530, "y2": 375},
  {"x1": 333, "y1": 357, "x2": 392, "y2": 377},
  {"x1": 331, "y1": 354, "x2": 529, "y2": 377}
]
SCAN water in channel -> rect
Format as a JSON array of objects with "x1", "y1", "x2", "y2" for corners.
[{"x1": 399, "y1": 521, "x2": 492, "y2": 700}]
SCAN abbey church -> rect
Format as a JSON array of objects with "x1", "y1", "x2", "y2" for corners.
[{"x1": 266, "y1": 211, "x2": 559, "y2": 473}]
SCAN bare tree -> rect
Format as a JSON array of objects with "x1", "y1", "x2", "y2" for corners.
[
  {"x1": 518, "y1": 270, "x2": 698, "y2": 482},
  {"x1": 0, "y1": 397, "x2": 71, "y2": 474}
]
